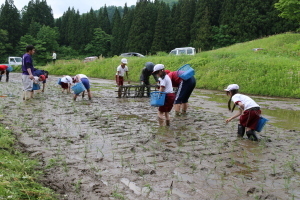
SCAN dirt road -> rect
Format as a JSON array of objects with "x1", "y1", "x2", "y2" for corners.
[{"x1": 0, "y1": 73, "x2": 299, "y2": 200}]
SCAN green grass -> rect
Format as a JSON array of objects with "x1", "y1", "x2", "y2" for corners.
[
  {"x1": 0, "y1": 125, "x2": 57, "y2": 199},
  {"x1": 42, "y1": 32, "x2": 300, "y2": 98}
]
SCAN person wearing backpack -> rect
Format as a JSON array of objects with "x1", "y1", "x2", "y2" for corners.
[{"x1": 225, "y1": 84, "x2": 260, "y2": 141}]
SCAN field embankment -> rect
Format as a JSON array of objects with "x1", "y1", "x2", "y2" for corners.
[
  {"x1": 0, "y1": 125, "x2": 57, "y2": 199},
  {"x1": 43, "y1": 33, "x2": 300, "y2": 98}
]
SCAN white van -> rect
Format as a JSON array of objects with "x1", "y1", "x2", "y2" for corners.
[
  {"x1": 8, "y1": 57, "x2": 22, "y2": 66},
  {"x1": 169, "y1": 47, "x2": 196, "y2": 55}
]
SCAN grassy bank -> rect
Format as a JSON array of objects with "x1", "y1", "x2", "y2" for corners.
[
  {"x1": 0, "y1": 125, "x2": 57, "y2": 199},
  {"x1": 44, "y1": 33, "x2": 300, "y2": 98}
]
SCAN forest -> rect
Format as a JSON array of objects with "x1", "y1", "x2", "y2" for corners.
[{"x1": 0, "y1": 0, "x2": 298, "y2": 65}]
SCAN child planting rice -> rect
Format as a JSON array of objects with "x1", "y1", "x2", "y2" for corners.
[
  {"x1": 72, "y1": 74, "x2": 92, "y2": 101},
  {"x1": 152, "y1": 64, "x2": 176, "y2": 126},
  {"x1": 225, "y1": 84, "x2": 261, "y2": 141}
]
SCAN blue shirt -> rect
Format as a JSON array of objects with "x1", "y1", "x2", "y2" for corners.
[{"x1": 22, "y1": 53, "x2": 34, "y2": 75}]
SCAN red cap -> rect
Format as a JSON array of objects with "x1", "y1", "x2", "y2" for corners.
[{"x1": 39, "y1": 75, "x2": 46, "y2": 81}]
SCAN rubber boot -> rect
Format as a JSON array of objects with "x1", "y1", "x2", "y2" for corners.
[
  {"x1": 246, "y1": 130, "x2": 258, "y2": 141},
  {"x1": 237, "y1": 124, "x2": 245, "y2": 138},
  {"x1": 0, "y1": 75, "x2": 2, "y2": 81}
]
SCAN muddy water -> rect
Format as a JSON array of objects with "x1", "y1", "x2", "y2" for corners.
[{"x1": 1, "y1": 73, "x2": 300, "y2": 200}]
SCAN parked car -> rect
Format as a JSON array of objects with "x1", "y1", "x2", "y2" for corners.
[
  {"x1": 120, "y1": 52, "x2": 145, "y2": 57},
  {"x1": 8, "y1": 57, "x2": 22, "y2": 66},
  {"x1": 84, "y1": 56, "x2": 98, "y2": 63},
  {"x1": 169, "y1": 47, "x2": 196, "y2": 55}
]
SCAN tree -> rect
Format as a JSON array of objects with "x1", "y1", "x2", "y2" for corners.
[
  {"x1": 174, "y1": 0, "x2": 196, "y2": 47},
  {"x1": 18, "y1": 34, "x2": 45, "y2": 65},
  {"x1": 127, "y1": 0, "x2": 157, "y2": 54},
  {"x1": 120, "y1": 4, "x2": 134, "y2": 53},
  {"x1": 99, "y1": 5, "x2": 111, "y2": 34},
  {"x1": 21, "y1": 0, "x2": 54, "y2": 35},
  {"x1": 275, "y1": 0, "x2": 300, "y2": 23},
  {"x1": 0, "y1": 29, "x2": 12, "y2": 62},
  {"x1": 84, "y1": 28, "x2": 111, "y2": 57},
  {"x1": 111, "y1": 8, "x2": 122, "y2": 56},
  {"x1": 192, "y1": 7, "x2": 212, "y2": 51},
  {"x1": 18, "y1": 25, "x2": 59, "y2": 65},
  {"x1": 36, "y1": 25, "x2": 59, "y2": 53},
  {"x1": 151, "y1": 2, "x2": 172, "y2": 53},
  {"x1": 0, "y1": 0, "x2": 22, "y2": 49}
]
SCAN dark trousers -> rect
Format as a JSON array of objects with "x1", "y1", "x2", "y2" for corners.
[
  {"x1": 142, "y1": 78, "x2": 151, "y2": 97},
  {"x1": 0, "y1": 71, "x2": 9, "y2": 82}
]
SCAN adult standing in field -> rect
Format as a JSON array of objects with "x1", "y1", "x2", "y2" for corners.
[
  {"x1": 60, "y1": 75, "x2": 73, "y2": 93},
  {"x1": 152, "y1": 64, "x2": 176, "y2": 126},
  {"x1": 225, "y1": 84, "x2": 260, "y2": 141},
  {"x1": 168, "y1": 71, "x2": 196, "y2": 116},
  {"x1": 52, "y1": 51, "x2": 57, "y2": 64},
  {"x1": 22, "y1": 45, "x2": 36, "y2": 100},
  {"x1": 72, "y1": 74, "x2": 92, "y2": 101},
  {"x1": 116, "y1": 58, "x2": 130, "y2": 98},
  {"x1": 0, "y1": 65, "x2": 9, "y2": 82},
  {"x1": 140, "y1": 62, "x2": 158, "y2": 97}
]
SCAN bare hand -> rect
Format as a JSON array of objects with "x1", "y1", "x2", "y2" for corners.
[{"x1": 225, "y1": 118, "x2": 232, "y2": 123}]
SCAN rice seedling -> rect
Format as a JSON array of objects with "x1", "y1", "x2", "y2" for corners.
[
  {"x1": 96, "y1": 146, "x2": 104, "y2": 158},
  {"x1": 271, "y1": 164, "x2": 277, "y2": 175},
  {"x1": 120, "y1": 154, "x2": 125, "y2": 168},
  {"x1": 73, "y1": 179, "x2": 82, "y2": 194},
  {"x1": 284, "y1": 176, "x2": 291, "y2": 191}
]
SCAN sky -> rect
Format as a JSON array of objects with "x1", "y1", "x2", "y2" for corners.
[{"x1": 11, "y1": 0, "x2": 138, "y2": 18}]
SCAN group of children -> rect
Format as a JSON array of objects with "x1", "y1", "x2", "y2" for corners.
[
  {"x1": 59, "y1": 74, "x2": 92, "y2": 101},
  {"x1": 119, "y1": 59, "x2": 261, "y2": 141},
  {"x1": 115, "y1": 59, "x2": 196, "y2": 127}
]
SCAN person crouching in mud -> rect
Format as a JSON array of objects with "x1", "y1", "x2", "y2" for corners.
[
  {"x1": 224, "y1": 84, "x2": 261, "y2": 141},
  {"x1": 72, "y1": 74, "x2": 92, "y2": 101},
  {"x1": 152, "y1": 64, "x2": 176, "y2": 126}
]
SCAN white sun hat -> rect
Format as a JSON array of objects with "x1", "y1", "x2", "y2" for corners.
[
  {"x1": 121, "y1": 58, "x2": 128, "y2": 64},
  {"x1": 224, "y1": 84, "x2": 239, "y2": 91},
  {"x1": 152, "y1": 64, "x2": 164, "y2": 73}
]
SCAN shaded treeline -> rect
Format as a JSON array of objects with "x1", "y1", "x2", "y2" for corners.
[{"x1": 0, "y1": 0, "x2": 298, "y2": 65}]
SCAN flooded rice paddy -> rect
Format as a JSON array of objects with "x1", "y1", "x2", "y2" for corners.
[{"x1": 0, "y1": 73, "x2": 299, "y2": 200}]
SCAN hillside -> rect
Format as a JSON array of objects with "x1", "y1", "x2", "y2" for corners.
[{"x1": 45, "y1": 33, "x2": 300, "y2": 98}]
